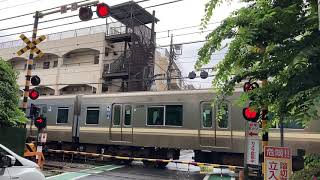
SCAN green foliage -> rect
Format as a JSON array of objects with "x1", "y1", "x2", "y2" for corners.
[
  {"x1": 0, "y1": 58, "x2": 27, "y2": 127},
  {"x1": 291, "y1": 154, "x2": 320, "y2": 179},
  {"x1": 197, "y1": 0, "x2": 320, "y2": 126}
]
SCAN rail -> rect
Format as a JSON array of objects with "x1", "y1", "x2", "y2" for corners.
[{"x1": 0, "y1": 23, "x2": 133, "y2": 49}]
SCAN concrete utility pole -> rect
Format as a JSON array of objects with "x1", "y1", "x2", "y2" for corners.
[{"x1": 167, "y1": 34, "x2": 174, "y2": 90}]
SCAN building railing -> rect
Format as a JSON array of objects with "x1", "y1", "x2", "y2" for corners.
[{"x1": 0, "y1": 22, "x2": 135, "y2": 49}]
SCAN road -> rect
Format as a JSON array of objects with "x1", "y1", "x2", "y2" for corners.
[{"x1": 45, "y1": 150, "x2": 234, "y2": 180}]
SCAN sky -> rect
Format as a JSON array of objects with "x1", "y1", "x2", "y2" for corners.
[{"x1": 0, "y1": 0, "x2": 243, "y2": 88}]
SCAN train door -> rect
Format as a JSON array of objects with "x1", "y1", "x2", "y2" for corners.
[
  {"x1": 110, "y1": 104, "x2": 133, "y2": 143},
  {"x1": 199, "y1": 102, "x2": 216, "y2": 147},
  {"x1": 215, "y1": 102, "x2": 232, "y2": 148}
]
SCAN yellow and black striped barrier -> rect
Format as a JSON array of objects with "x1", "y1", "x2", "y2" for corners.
[
  {"x1": 47, "y1": 149, "x2": 244, "y2": 172},
  {"x1": 17, "y1": 34, "x2": 46, "y2": 59}
]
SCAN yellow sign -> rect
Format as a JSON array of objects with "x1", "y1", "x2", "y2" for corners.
[
  {"x1": 16, "y1": 34, "x2": 46, "y2": 58},
  {"x1": 199, "y1": 165, "x2": 213, "y2": 174},
  {"x1": 264, "y1": 146, "x2": 292, "y2": 180}
]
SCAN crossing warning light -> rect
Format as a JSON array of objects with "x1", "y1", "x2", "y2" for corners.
[
  {"x1": 79, "y1": 6, "x2": 93, "y2": 21},
  {"x1": 31, "y1": 75, "x2": 41, "y2": 86},
  {"x1": 243, "y1": 107, "x2": 260, "y2": 122},
  {"x1": 29, "y1": 89, "x2": 39, "y2": 100},
  {"x1": 96, "y1": 3, "x2": 110, "y2": 18},
  {"x1": 34, "y1": 116, "x2": 47, "y2": 130}
]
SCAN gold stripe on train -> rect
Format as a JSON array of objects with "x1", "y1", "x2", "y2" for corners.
[{"x1": 46, "y1": 126, "x2": 320, "y2": 139}]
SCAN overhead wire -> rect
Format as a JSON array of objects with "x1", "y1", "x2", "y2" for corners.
[
  {"x1": 156, "y1": 21, "x2": 221, "y2": 34},
  {"x1": 0, "y1": 0, "x2": 91, "y2": 22},
  {"x1": 0, "y1": 0, "x2": 186, "y2": 39}
]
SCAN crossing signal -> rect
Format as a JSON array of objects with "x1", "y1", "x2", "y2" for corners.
[
  {"x1": 243, "y1": 82, "x2": 259, "y2": 92},
  {"x1": 96, "y1": 3, "x2": 110, "y2": 18},
  {"x1": 243, "y1": 107, "x2": 260, "y2": 122},
  {"x1": 34, "y1": 116, "x2": 46, "y2": 130},
  {"x1": 79, "y1": 6, "x2": 93, "y2": 21},
  {"x1": 31, "y1": 75, "x2": 40, "y2": 86},
  {"x1": 29, "y1": 89, "x2": 39, "y2": 100},
  {"x1": 243, "y1": 81, "x2": 260, "y2": 121},
  {"x1": 29, "y1": 75, "x2": 41, "y2": 100}
]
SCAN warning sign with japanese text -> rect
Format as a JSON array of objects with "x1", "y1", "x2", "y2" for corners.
[{"x1": 264, "y1": 146, "x2": 292, "y2": 180}]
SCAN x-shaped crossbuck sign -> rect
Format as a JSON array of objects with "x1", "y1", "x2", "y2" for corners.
[{"x1": 16, "y1": 34, "x2": 46, "y2": 59}]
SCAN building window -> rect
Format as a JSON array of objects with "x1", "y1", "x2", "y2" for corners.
[
  {"x1": 165, "y1": 105, "x2": 183, "y2": 126},
  {"x1": 202, "y1": 103, "x2": 213, "y2": 128},
  {"x1": 217, "y1": 103, "x2": 229, "y2": 128},
  {"x1": 113, "y1": 105, "x2": 121, "y2": 126},
  {"x1": 94, "y1": 56, "x2": 99, "y2": 64},
  {"x1": 43, "y1": 62, "x2": 50, "y2": 69},
  {"x1": 147, "y1": 106, "x2": 164, "y2": 125},
  {"x1": 57, "y1": 107, "x2": 69, "y2": 124},
  {"x1": 53, "y1": 61, "x2": 58, "y2": 68},
  {"x1": 124, "y1": 105, "x2": 132, "y2": 126},
  {"x1": 86, "y1": 107, "x2": 99, "y2": 124}
]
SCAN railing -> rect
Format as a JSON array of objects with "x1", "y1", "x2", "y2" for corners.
[
  {"x1": 104, "y1": 51, "x2": 132, "y2": 74},
  {"x1": 0, "y1": 22, "x2": 133, "y2": 49}
]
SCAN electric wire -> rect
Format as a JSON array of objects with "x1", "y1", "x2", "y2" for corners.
[
  {"x1": 0, "y1": 0, "x2": 185, "y2": 39},
  {"x1": 0, "y1": 0, "x2": 92, "y2": 21}
]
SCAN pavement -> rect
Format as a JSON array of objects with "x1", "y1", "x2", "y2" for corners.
[{"x1": 45, "y1": 150, "x2": 235, "y2": 180}]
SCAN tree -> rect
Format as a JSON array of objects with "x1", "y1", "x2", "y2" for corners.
[
  {"x1": 196, "y1": 0, "x2": 320, "y2": 126},
  {"x1": 0, "y1": 59, "x2": 27, "y2": 127}
]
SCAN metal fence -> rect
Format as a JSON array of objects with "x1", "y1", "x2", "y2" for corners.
[{"x1": 0, "y1": 23, "x2": 131, "y2": 49}]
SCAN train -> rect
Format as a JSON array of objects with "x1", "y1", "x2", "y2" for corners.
[{"x1": 26, "y1": 89, "x2": 320, "y2": 169}]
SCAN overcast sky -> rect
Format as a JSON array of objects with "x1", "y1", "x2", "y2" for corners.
[{"x1": 0, "y1": 0, "x2": 243, "y2": 88}]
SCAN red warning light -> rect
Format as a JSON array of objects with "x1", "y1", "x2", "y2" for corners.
[
  {"x1": 36, "y1": 118, "x2": 43, "y2": 123},
  {"x1": 96, "y1": 3, "x2": 110, "y2": 18},
  {"x1": 243, "y1": 107, "x2": 260, "y2": 122},
  {"x1": 29, "y1": 89, "x2": 39, "y2": 100}
]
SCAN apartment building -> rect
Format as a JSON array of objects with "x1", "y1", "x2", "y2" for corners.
[{"x1": 0, "y1": 1, "x2": 184, "y2": 96}]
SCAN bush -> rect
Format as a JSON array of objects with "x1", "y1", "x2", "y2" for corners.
[
  {"x1": 0, "y1": 59, "x2": 27, "y2": 127},
  {"x1": 291, "y1": 154, "x2": 320, "y2": 179}
]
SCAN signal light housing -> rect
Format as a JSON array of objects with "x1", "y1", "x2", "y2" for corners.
[
  {"x1": 34, "y1": 116, "x2": 47, "y2": 130},
  {"x1": 200, "y1": 71, "x2": 208, "y2": 79},
  {"x1": 188, "y1": 71, "x2": 196, "y2": 79},
  {"x1": 29, "y1": 89, "x2": 39, "y2": 100},
  {"x1": 79, "y1": 6, "x2": 93, "y2": 21},
  {"x1": 31, "y1": 75, "x2": 41, "y2": 86},
  {"x1": 96, "y1": 3, "x2": 110, "y2": 18},
  {"x1": 243, "y1": 107, "x2": 260, "y2": 122}
]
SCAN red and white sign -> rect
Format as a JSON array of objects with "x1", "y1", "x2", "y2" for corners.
[
  {"x1": 247, "y1": 122, "x2": 259, "y2": 139},
  {"x1": 264, "y1": 146, "x2": 292, "y2": 180},
  {"x1": 247, "y1": 139, "x2": 259, "y2": 165}
]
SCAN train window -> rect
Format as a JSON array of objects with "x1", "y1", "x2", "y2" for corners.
[
  {"x1": 124, "y1": 105, "x2": 132, "y2": 126},
  {"x1": 217, "y1": 103, "x2": 229, "y2": 128},
  {"x1": 57, "y1": 107, "x2": 69, "y2": 124},
  {"x1": 86, "y1": 107, "x2": 99, "y2": 124},
  {"x1": 165, "y1": 105, "x2": 183, "y2": 126},
  {"x1": 202, "y1": 103, "x2": 212, "y2": 128},
  {"x1": 147, "y1": 106, "x2": 164, "y2": 125},
  {"x1": 113, "y1": 105, "x2": 121, "y2": 126}
]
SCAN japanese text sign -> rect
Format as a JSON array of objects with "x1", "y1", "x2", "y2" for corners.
[{"x1": 264, "y1": 146, "x2": 292, "y2": 180}]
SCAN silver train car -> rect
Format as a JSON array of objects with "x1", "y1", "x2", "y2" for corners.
[{"x1": 27, "y1": 90, "x2": 320, "y2": 168}]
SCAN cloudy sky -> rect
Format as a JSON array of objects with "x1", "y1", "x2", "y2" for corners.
[{"x1": 0, "y1": 0, "x2": 243, "y2": 88}]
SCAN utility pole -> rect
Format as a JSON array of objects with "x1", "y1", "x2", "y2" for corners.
[
  {"x1": 167, "y1": 34, "x2": 174, "y2": 90},
  {"x1": 21, "y1": 11, "x2": 40, "y2": 114}
]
